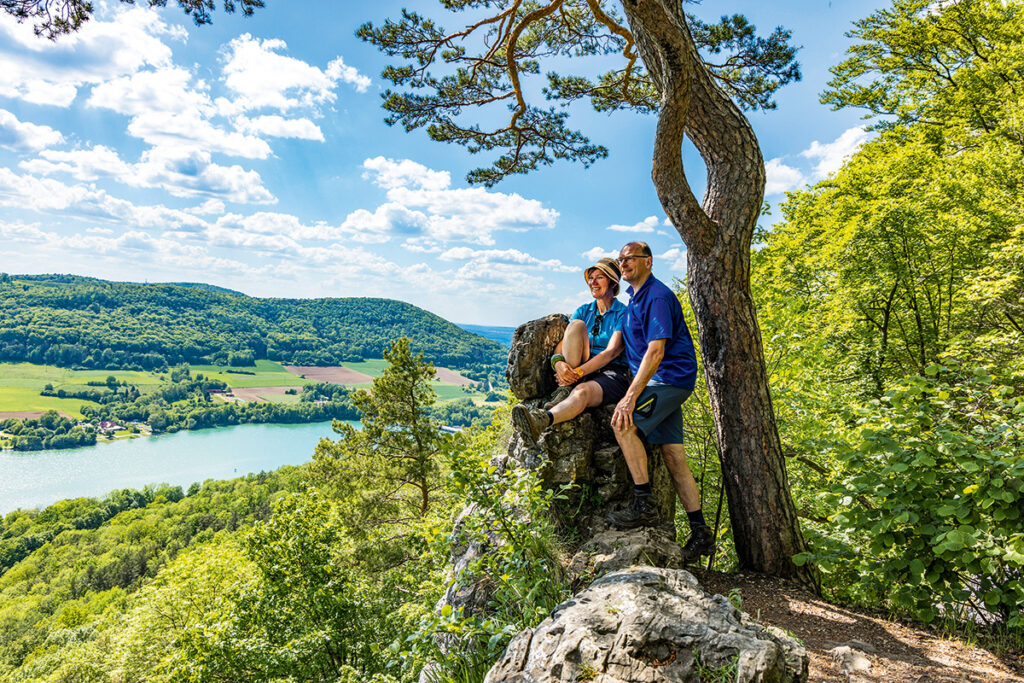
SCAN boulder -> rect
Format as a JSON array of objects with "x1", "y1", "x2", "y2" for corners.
[
  {"x1": 506, "y1": 314, "x2": 568, "y2": 400},
  {"x1": 484, "y1": 566, "x2": 809, "y2": 683}
]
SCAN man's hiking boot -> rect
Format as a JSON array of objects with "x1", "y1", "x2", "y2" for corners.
[
  {"x1": 543, "y1": 386, "x2": 572, "y2": 410},
  {"x1": 607, "y1": 495, "x2": 660, "y2": 530},
  {"x1": 512, "y1": 404, "x2": 550, "y2": 448},
  {"x1": 681, "y1": 525, "x2": 715, "y2": 564}
]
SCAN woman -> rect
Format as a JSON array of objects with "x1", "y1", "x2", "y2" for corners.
[{"x1": 513, "y1": 257, "x2": 630, "y2": 447}]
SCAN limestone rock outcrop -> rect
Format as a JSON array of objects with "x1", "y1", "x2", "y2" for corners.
[
  {"x1": 433, "y1": 315, "x2": 808, "y2": 683},
  {"x1": 506, "y1": 314, "x2": 568, "y2": 400},
  {"x1": 485, "y1": 566, "x2": 808, "y2": 683}
]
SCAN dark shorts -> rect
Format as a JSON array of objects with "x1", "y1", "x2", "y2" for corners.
[
  {"x1": 580, "y1": 365, "x2": 630, "y2": 405},
  {"x1": 632, "y1": 384, "x2": 692, "y2": 445}
]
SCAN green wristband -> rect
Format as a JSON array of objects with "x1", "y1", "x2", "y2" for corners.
[{"x1": 550, "y1": 354, "x2": 566, "y2": 370}]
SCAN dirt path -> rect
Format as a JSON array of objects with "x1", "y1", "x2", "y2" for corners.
[{"x1": 694, "y1": 570, "x2": 1024, "y2": 682}]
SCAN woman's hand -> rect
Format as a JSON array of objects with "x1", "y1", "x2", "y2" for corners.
[{"x1": 554, "y1": 361, "x2": 580, "y2": 386}]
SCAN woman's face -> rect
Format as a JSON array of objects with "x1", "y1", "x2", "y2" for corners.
[{"x1": 588, "y1": 270, "x2": 611, "y2": 299}]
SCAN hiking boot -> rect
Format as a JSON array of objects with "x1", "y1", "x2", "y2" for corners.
[
  {"x1": 512, "y1": 404, "x2": 550, "y2": 448},
  {"x1": 607, "y1": 495, "x2": 660, "y2": 530},
  {"x1": 543, "y1": 386, "x2": 572, "y2": 410},
  {"x1": 681, "y1": 525, "x2": 715, "y2": 564}
]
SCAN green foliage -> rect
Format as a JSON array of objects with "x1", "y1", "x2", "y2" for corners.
[
  {"x1": 314, "y1": 338, "x2": 447, "y2": 545},
  {"x1": 822, "y1": 0, "x2": 1023, "y2": 146},
  {"x1": 167, "y1": 490, "x2": 402, "y2": 681},
  {"x1": 4, "y1": 0, "x2": 264, "y2": 40},
  {"x1": 797, "y1": 369, "x2": 1024, "y2": 627},
  {"x1": 400, "y1": 412, "x2": 570, "y2": 681},
  {"x1": 359, "y1": 1, "x2": 798, "y2": 185},
  {"x1": 430, "y1": 397, "x2": 496, "y2": 427},
  {"x1": 0, "y1": 471, "x2": 301, "y2": 676},
  {"x1": 0, "y1": 274, "x2": 507, "y2": 379}
]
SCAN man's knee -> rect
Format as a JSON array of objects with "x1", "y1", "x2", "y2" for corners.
[{"x1": 612, "y1": 421, "x2": 639, "y2": 440}]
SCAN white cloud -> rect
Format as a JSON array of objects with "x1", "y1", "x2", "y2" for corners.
[
  {"x1": 88, "y1": 68, "x2": 271, "y2": 159},
  {"x1": 325, "y1": 57, "x2": 372, "y2": 93},
  {"x1": 801, "y1": 126, "x2": 870, "y2": 179},
  {"x1": 764, "y1": 158, "x2": 806, "y2": 195},
  {"x1": 581, "y1": 246, "x2": 617, "y2": 262},
  {"x1": 23, "y1": 145, "x2": 275, "y2": 204},
  {"x1": 0, "y1": 220, "x2": 48, "y2": 243},
  {"x1": 0, "y1": 110, "x2": 63, "y2": 152},
  {"x1": 438, "y1": 247, "x2": 574, "y2": 272},
  {"x1": 606, "y1": 215, "x2": 659, "y2": 233},
  {"x1": 237, "y1": 115, "x2": 324, "y2": 140},
  {"x1": 363, "y1": 156, "x2": 451, "y2": 191},
  {"x1": 347, "y1": 157, "x2": 558, "y2": 247},
  {"x1": 219, "y1": 34, "x2": 370, "y2": 114},
  {"x1": 0, "y1": 7, "x2": 179, "y2": 107},
  {"x1": 657, "y1": 247, "x2": 687, "y2": 272}
]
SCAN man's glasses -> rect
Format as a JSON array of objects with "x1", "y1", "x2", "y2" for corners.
[
  {"x1": 591, "y1": 314, "x2": 603, "y2": 336},
  {"x1": 617, "y1": 254, "x2": 644, "y2": 265}
]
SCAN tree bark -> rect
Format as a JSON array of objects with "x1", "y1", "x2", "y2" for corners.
[{"x1": 620, "y1": 0, "x2": 817, "y2": 589}]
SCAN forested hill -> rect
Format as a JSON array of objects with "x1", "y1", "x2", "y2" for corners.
[{"x1": 0, "y1": 274, "x2": 506, "y2": 376}]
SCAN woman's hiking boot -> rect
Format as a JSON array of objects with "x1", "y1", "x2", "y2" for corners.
[
  {"x1": 681, "y1": 525, "x2": 715, "y2": 563},
  {"x1": 512, "y1": 404, "x2": 550, "y2": 448},
  {"x1": 606, "y1": 494, "x2": 659, "y2": 529},
  {"x1": 543, "y1": 386, "x2": 572, "y2": 410}
]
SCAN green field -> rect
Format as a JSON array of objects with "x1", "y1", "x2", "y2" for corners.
[
  {"x1": 0, "y1": 361, "x2": 488, "y2": 416},
  {"x1": 189, "y1": 360, "x2": 313, "y2": 388},
  {"x1": 0, "y1": 363, "x2": 168, "y2": 418}
]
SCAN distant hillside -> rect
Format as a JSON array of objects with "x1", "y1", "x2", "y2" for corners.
[
  {"x1": 0, "y1": 274, "x2": 506, "y2": 382},
  {"x1": 458, "y1": 324, "x2": 516, "y2": 347}
]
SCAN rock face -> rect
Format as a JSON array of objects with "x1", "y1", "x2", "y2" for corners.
[
  {"x1": 506, "y1": 314, "x2": 568, "y2": 400},
  {"x1": 484, "y1": 567, "x2": 808, "y2": 683}
]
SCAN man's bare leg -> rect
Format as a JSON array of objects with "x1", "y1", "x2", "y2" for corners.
[
  {"x1": 660, "y1": 443, "x2": 700, "y2": 512},
  {"x1": 612, "y1": 423, "x2": 649, "y2": 484}
]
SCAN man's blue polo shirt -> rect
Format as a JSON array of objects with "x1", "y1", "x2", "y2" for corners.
[
  {"x1": 569, "y1": 299, "x2": 627, "y2": 369},
  {"x1": 623, "y1": 275, "x2": 697, "y2": 390}
]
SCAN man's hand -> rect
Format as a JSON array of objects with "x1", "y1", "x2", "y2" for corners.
[
  {"x1": 612, "y1": 394, "x2": 636, "y2": 430},
  {"x1": 554, "y1": 361, "x2": 580, "y2": 387}
]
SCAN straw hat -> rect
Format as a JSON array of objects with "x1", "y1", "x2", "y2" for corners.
[{"x1": 584, "y1": 257, "x2": 621, "y2": 285}]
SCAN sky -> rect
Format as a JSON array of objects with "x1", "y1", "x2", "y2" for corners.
[{"x1": 0, "y1": 0, "x2": 884, "y2": 326}]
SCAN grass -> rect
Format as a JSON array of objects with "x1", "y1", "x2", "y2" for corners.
[{"x1": 189, "y1": 360, "x2": 312, "y2": 388}]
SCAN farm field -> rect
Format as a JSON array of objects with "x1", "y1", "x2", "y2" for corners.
[
  {"x1": 0, "y1": 361, "x2": 489, "y2": 416},
  {"x1": 0, "y1": 363, "x2": 166, "y2": 418}
]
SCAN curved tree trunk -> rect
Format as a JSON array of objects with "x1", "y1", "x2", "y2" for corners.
[{"x1": 620, "y1": 0, "x2": 817, "y2": 589}]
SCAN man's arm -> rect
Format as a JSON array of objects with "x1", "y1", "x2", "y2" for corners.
[{"x1": 612, "y1": 338, "x2": 666, "y2": 430}]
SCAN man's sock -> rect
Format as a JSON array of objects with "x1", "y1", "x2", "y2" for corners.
[
  {"x1": 687, "y1": 509, "x2": 707, "y2": 529},
  {"x1": 634, "y1": 482, "x2": 652, "y2": 498}
]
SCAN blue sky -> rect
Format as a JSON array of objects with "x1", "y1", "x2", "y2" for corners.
[{"x1": 0, "y1": 0, "x2": 882, "y2": 325}]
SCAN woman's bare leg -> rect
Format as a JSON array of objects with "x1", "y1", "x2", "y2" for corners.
[
  {"x1": 550, "y1": 381, "x2": 603, "y2": 425},
  {"x1": 562, "y1": 319, "x2": 590, "y2": 367}
]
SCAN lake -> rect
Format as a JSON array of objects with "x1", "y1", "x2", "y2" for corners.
[{"x1": 0, "y1": 421, "x2": 354, "y2": 514}]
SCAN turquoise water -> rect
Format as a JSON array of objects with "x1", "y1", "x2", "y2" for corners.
[{"x1": 0, "y1": 421, "x2": 354, "y2": 514}]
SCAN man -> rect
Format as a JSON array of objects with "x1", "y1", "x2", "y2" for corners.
[{"x1": 608, "y1": 241, "x2": 714, "y2": 563}]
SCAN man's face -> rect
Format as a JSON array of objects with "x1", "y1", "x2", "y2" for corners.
[{"x1": 617, "y1": 246, "x2": 651, "y2": 284}]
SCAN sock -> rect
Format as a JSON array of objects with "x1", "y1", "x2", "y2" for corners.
[
  {"x1": 544, "y1": 410, "x2": 553, "y2": 427},
  {"x1": 687, "y1": 509, "x2": 707, "y2": 529},
  {"x1": 634, "y1": 482, "x2": 652, "y2": 497}
]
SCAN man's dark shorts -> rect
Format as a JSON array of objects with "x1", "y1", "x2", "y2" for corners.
[
  {"x1": 580, "y1": 365, "x2": 630, "y2": 405},
  {"x1": 632, "y1": 384, "x2": 692, "y2": 444}
]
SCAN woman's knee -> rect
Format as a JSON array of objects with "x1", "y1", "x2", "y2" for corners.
[{"x1": 564, "y1": 318, "x2": 587, "y2": 338}]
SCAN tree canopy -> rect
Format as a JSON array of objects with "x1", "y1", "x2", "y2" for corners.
[{"x1": 358, "y1": 0, "x2": 799, "y2": 185}]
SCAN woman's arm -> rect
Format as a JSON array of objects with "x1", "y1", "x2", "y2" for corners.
[{"x1": 574, "y1": 330, "x2": 624, "y2": 377}]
